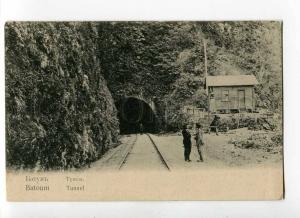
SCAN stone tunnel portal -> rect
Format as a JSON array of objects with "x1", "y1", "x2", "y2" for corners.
[{"x1": 117, "y1": 97, "x2": 158, "y2": 134}]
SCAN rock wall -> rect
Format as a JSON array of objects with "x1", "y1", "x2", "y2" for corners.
[{"x1": 5, "y1": 22, "x2": 119, "y2": 170}]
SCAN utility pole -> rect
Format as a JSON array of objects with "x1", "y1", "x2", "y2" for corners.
[
  {"x1": 203, "y1": 38, "x2": 208, "y2": 95},
  {"x1": 203, "y1": 38, "x2": 210, "y2": 116}
]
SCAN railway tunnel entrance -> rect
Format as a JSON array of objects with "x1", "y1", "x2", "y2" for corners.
[{"x1": 117, "y1": 97, "x2": 158, "y2": 134}]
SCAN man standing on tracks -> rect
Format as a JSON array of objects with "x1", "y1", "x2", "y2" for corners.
[
  {"x1": 195, "y1": 123, "x2": 204, "y2": 162},
  {"x1": 182, "y1": 124, "x2": 192, "y2": 162}
]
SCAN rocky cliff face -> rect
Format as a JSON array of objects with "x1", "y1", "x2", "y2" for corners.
[{"x1": 6, "y1": 22, "x2": 119, "y2": 169}]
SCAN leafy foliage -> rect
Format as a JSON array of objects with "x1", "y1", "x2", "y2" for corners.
[
  {"x1": 6, "y1": 22, "x2": 119, "y2": 169},
  {"x1": 95, "y1": 22, "x2": 282, "y2": 130},
  {"x1": 95, "y1": 22, "x2": 184, "y2": 100}
]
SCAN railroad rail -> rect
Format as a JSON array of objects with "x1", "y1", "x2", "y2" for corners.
[
  {"x1": 93, "y1": 134, "x2": 137, "y2": 170},
  {"x1": 118, "y1": 134, "x2": 137, "y2": 170},
  {"x1": 96, "y1": 133, "x2": 170, "y2": 171},
  {"x1": 146, "y1": 133, "x2": 171, "y2": 171},
  {"x1": 118, "y1": 133, "x2": 171, "y2": 171}
]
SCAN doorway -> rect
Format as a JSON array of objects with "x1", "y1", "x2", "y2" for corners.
[{"x1": 238, "y1": 90, "x2": 246, "y2": 110}]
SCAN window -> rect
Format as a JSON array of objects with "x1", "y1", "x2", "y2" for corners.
[{"x1": 222, "y1": 90, "x2": 229, "y2": 101}]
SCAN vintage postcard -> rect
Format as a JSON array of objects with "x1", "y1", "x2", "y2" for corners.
[{"x1": 5, "y1": 21, "x2": 283, "y2": 201}]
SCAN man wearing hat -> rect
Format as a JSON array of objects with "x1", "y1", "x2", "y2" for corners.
[
  {"x1": 195, "y1": 123, "x2": 204, "y2": 162},
  {"x1": 182, "y1": 124, "x2": 192, "y2": 162}
]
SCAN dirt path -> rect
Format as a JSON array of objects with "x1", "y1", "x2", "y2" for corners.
[
  {"x1": 150, "y1": 134, "x2": 226, "y2": 170},
  {"x1": 88, "y1": 129, "x2": 282, "y2": 172},
  {"x1": 204, "y1": 128, "x2": 283, "y2": 167},
  {"x1": 150, "y1": 128, "x2": 282, "y2": 170}
]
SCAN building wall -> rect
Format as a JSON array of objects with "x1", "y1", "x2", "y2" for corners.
[{"x1": 209, "y1": 86, "x2": 255, "y2": 112}]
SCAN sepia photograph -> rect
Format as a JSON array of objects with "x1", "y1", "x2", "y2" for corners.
[{"x1": 5, "y1": 21, "x2": 283, "y2": 200}]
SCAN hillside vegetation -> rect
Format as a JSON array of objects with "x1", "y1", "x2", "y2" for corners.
[
  {"x1": 6, "y1": 22, "x2": 119, "y2": 169},
  {"x1": 5, "y1": 21, "x2": 282, "y2": 169},
  {"x1": 94, "y1": 21, "x2": 282, "y2": 127}
]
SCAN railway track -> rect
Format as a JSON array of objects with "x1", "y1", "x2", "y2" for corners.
[
  {"x1": 92, "y1": 133, "x2": 170, "y2": 171},
  {"x1": 118, "y1": 133, "x2": 171, "y2": 171}
]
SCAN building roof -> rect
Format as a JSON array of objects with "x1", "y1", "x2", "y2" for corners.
[{"x1": 206, "y1": 75, "x2": 259, "y2": 87}]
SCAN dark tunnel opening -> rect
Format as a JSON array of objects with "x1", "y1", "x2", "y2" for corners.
[{"x1": 116, "y1": 97, "x2": 158, "y2": 134}]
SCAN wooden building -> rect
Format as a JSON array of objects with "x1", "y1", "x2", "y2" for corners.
[{"x1": 206, "y1": 75, "x2": 259, "y2": 113}]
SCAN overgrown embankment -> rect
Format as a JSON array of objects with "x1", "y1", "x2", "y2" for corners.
[{"x1": 6, "y1": 22, "x2": 119, "y2": 170}]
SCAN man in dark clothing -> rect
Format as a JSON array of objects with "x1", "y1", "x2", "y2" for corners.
[
  {"x1": 210, "y1": 115, "x2": 220, "y2": 135},
  {"x1": 182, "y1": 124, "x2": 192, "y2": 162}
]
